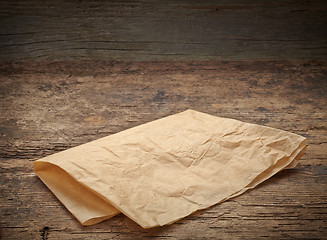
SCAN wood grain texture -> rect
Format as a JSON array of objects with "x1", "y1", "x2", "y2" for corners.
[
  {"x1": 0, "y1": 60, "x2": 326, "y2": 239},
  {"x1": 0, "y1": 0, "x2": 327, "y2": 61}
]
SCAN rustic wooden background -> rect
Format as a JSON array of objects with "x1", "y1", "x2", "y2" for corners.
[
  {"x1": 0, "y1": 0, "x2": 327, "y2": 61},
  {"x1": 0, "y1": 1, "x2": 326, "y2": 240}
]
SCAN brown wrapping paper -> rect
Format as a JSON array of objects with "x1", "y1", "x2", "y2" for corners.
[{"x1": 33, "y1": 110, "x2": 306, "y2": 228}]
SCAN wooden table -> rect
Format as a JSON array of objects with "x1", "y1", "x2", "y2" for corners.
[
  {"x1": 1, "y1": 60, "x2": 326, "y2": 239},
  {"x1": 1, "y1": 0, "x2": 327, "y2": 238}
]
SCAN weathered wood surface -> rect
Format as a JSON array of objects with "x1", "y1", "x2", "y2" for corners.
[
  {"x1": 0, "y1": 60, "x2": 326, "y2": 240},
  {"x1": 1, "y1": 0, "x2": 327, "y2": 62}
]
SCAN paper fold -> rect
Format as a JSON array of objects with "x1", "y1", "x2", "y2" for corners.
[{"x1": 34, "y1": 109, "x2": 306, "y2": 228}]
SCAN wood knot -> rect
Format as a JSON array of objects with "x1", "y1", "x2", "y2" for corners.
[{"x1": 41, "y1": 226, "x2": 49, "y2": 240}]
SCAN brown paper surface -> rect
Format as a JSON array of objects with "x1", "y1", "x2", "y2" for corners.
[{"x1": 33, "y1": 110, "x2": 306, "y2": 228}]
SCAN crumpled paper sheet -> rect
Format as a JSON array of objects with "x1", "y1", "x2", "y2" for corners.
[{"x1": 34, "y1": 109, "x2": 306, "y2": 228}]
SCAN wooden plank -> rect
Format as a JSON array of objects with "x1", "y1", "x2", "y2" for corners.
[
  {"x1": 0, "y1": 60, "x2": 326, "y2": 239},
  {"x1": 0, "y1": 0, "x2": 327, "y2": 61}
]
